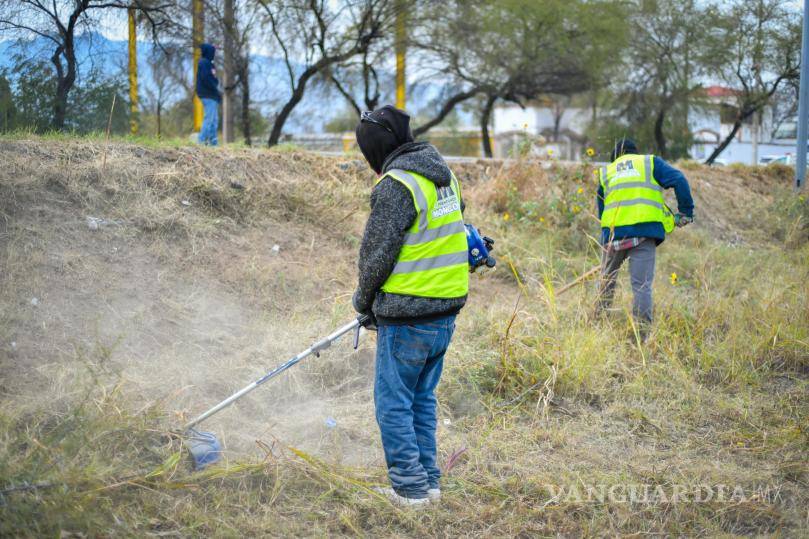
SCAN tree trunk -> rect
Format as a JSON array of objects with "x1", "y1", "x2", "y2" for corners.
[
  {"x1": 50, "y1": 43, "x2": 76, "y2": 130},
  {"x1": 704, "y1": 107, "x2": 755, "y2": 164},
  {"x1": 480, "y1": 94, "x2": 496, "y2": 158},
  {"x1": 52, "y1": 81, "x2": 69, "y2": 130},
  {"x1": 412, "y1": 87, "x2": 481, "y2": 137},
  {"x1": 267, "y1": 76, "x2": 311, "y2": 146},
  {"x1": 552, "y1": 100, "x2": 565, "y2": 142},
  {"x1": 363, "y1": 61, "x2": 380, "y2": 111},
  {"x1": 552, "y1": 112, "x2": 561, "y2": 142},
  {"x1": 653, "y1": 107, "x2": 667, "y2": 157},
  {"x1": 704, "y1": 121, "x2": 742, "y2": 165},
  {"x1": 239, "y1": 56, "x2": 251, "y2": 146},
  {"x1": 156, "y1": 101, "x2": 162, "y2": 138},
  {"x1": 222, "y1": 0, "x2": 235, "y2": 143}
]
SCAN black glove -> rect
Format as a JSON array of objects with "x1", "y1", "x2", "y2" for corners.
[{"x1": 358, "y1": 312, "x2": 377, "y2": 331}]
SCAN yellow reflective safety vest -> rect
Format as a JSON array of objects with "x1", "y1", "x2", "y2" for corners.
[
  {"x1": 379, "y1": 169, "x2": 469, "y2": 299},
  {"x1": 598, "y1": 154, "x2": 675, "y2": 234}
]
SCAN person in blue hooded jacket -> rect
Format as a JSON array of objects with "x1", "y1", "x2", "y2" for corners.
[{"x1": 196, "y1": 43, "x2": 221, "y2": 146}]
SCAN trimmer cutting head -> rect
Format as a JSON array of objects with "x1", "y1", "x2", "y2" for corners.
[
  {"x1": 180, "y1": 317, "x2": 366, "y2": 469},
  {"x1": 185, "y1": 429, "x2": 222, "y2": 470}
]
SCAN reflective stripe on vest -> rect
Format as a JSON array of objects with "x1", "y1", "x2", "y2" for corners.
[
  {"x1": 599, "y1": 154, "x2": 674, "y2": 234},
  {"x1": 391, "y1": 251, "x2": 468, "y2": 274},
  {"x1": 604, "y1": 198, "x2": 664, "y2": 211},
  {"x1": 379, "y1": 169, "x2": 469, "y2": 299},
  {"x1": 403, "y1": 220, "x2": 466, "y2": 245}
]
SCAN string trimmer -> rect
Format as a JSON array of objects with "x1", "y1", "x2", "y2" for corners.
[
  {"x1": 183, "y1": 315, "x2": 369, "y2": 470},
  {"x1": 183, "y1": 222, "x2": 496, "y2": 469}
]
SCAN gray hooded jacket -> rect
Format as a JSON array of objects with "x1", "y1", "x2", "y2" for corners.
[{"x1": 352, "y1": 141, "x2": 467, "y2": 325}]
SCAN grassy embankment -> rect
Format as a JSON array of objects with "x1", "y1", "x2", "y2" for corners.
[{"x1": 0, "y1": 135, "x2": 806, "y2": 536}]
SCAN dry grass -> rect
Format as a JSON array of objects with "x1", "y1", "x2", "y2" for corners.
[{"x1": 0, "y1": 136, "x2": 807, "y2": 536}]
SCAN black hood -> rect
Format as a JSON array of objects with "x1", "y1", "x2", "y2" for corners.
[
  {"x1": 382, "y1": 141, "x2": 452, "y2": 187},
  {"x1": 611, "y1": 137, "x2": 638, "y2": 161},
  {"x1": 355, "y1": 105, "x2": 413, "y2": 174},
  {"x1": 200, "y1": 43, "x2": 216, "y2": 61}
]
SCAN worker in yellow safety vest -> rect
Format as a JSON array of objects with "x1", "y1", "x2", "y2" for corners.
[
  {"x1": 353, "y1": 105, "x2": 468, "y2": 507},
  {"x1": 594, "y1": 138, "x2": 694, "y2": 332}
]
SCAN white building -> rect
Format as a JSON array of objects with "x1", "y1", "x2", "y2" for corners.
[
  {"x1": 492, "y1": 87, "x2": 799, "y2": 164},
  {"x1": 492, "y1": 102, "x2": 591, "y2": 160},
  {"x1": 689, "y1": 86, "x2": 797, "y2": 165}
]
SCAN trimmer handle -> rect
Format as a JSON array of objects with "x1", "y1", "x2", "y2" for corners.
[{"x1": 354, "y1": 314, "x2": 376, "y2": 349}]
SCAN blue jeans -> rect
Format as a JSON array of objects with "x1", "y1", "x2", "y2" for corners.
[
  {"x1": 198, "y1": 98, "x2": 218, "y2": 146},
  {"x1": 374, "y1": 316, "x2": 456, "y2": 499}
]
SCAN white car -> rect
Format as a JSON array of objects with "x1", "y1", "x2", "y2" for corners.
[
  {"x1": 767, "y1": 154, "x2": 808, "y2": 166},
  {"x1": 768, "y1": 155, "x2": 793, "y2": 166}
]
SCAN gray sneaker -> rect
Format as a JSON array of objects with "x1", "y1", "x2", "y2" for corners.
[
  {"x1": 374, "y1": 487, "x2": 431, "y2": 508},
  {"x1": 428, "y1": 488, "x2": 441, "y2": 501}
]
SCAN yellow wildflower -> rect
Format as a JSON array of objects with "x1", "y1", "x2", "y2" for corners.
[
  {"x1": 577, "y1": 187, "x2": 584, "y2": 194},
  {"x1": 586, "y1": 147, "x2": 595, "y2": 157},
  {"x1": 503, "y1": 212, "x2": 510, "y2": 221},
  {"x1": 539, "y1": 216, "x2": 545, "y2": 223},
  {"x1": 670, "y1": 272, "x2": 678, "y2": 285},
  {"x1": 547, "y1": 148, "x2": 554, "y2": 156}
]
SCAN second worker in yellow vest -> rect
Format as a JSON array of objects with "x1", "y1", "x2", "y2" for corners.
[{"x1": 594, "y1": 137, "x2": 694, "y2": 330}]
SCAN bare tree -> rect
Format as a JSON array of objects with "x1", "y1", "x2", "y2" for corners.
[
  {"x1": 205, "y1": 0, "x2": 260, "y2": 143},
  {"x1": 326, "y1": 46, "x2": 384, "y2": 115},
  {"x1": 237, "y1": 54, "x2": 252, "y2": 144},
  {"x1": 0, "y1": 0, "x2": 167, "y2": 130},
  {"x1": 259, "y1": 0, "x2": 392, "y2": 146},
  {"x1": 704, "y1": 0, "x2": 801, "y2": 164},
  {"x1": 142, "y1": 40, "x2": 187, "y2": 137},
  {"x1": 408, "y1": 0, "x2": 603, "y2": 150}
]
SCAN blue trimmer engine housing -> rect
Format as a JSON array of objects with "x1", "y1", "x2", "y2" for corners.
[{"x1": 465, "y1": 224, "x2": 496, "y2": 273}]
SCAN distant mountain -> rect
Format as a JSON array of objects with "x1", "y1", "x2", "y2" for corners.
[{"x1": 0, "y1": 31, "x2": 471, "y2": 135}]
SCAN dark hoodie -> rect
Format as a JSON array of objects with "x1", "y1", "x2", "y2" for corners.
[
  {"x1": 352, "y1": 137, "x2": 467, "y2": 325},
  {"x1": 196, "y1": 43, "x2": 221, "y2": 102}
]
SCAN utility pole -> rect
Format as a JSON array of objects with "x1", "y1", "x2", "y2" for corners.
[
  {"x1": 222, "y1": 0, "x2": 235, "y2": 143},
  {"x1": 128, "y1": 7, "x2": 138, "y2": 135},
  {"x1": 395, "y1": 0, "x2": 406, "y2": 110},
  {"x1": 796, "y1": 0, "x2": 809, "y2": 190},
  {"x1": 192, "y1": 0, "x2": 204, "y2": 133}
]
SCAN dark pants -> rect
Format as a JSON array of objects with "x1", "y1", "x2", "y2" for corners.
[
  {"x1": 596, "y1": 240, "x2": 656, "y2": 323},
  {"x1": 374, "y1": 316, "x2": 456, "y2": 499}
]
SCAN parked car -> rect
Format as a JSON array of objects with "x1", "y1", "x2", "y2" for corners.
[
  {"x1": 768, "y1": 155, "x2": 793, "y2": 166},
  {"x1": 766, "y1": 154, "x2": 808, "y2": 167}
]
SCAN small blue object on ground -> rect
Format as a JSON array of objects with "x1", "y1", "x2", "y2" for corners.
[{"x1": 186, "y1": 429, "x2": 222, "y2": 470}]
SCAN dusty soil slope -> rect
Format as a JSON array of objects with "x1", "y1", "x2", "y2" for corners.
[
  {"x1": 0, "y1": 138, "x2": 806, "y2": 536},
  {"x1": 0, "y1": 139, "x2": 386, "y2": 460}
]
